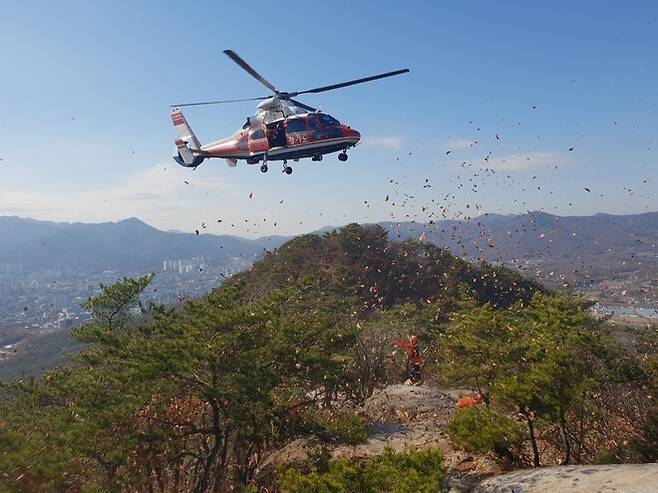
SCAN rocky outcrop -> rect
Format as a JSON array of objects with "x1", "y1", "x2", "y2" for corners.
[
  {"x1": 473, "y1": 463, "x2": 658, "y2": 493},
  {"x1": 258, "y1": 384, "x2": 658, "y2": 492},
  {"x1": 257, "y1": 384, "x2": 501, "y2": 488},
  {"x1": 361, "y1": 384, "x2": 455, "y2": 423}
]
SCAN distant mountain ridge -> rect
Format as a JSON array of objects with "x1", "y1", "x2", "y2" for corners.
[
  {"x1": 381, "y1": 210, "x2": 658, "y2": 258},
  {"x1": 0, "y1": 216, "x2": 286, "y2": 272},
  {"x1": 1, "y1": 212, "x2": 657, "y2": 286},
  {"x1": 378, "y1": 211, "x2": 658, "y2": 287}
]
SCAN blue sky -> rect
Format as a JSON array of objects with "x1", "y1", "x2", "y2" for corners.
[{"x1": 0, "y1": 1, "x2": 657, "y2": 237}]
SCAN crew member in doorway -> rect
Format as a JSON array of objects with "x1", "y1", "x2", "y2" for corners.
[{"x1": 266, "y1": 122, "x2": 287, "y2": 148}]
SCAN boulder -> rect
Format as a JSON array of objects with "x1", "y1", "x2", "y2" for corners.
[
  {"x1": 362, "y1": 384, "x2": 456, "y2": 423},
  {"x1": 473, "y1": 463, "x2": 658, "y2": 493}
]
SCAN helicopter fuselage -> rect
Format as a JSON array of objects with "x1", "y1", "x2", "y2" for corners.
[{"x1": 174, "y1": 111, "x2": 360, "y2": 168}]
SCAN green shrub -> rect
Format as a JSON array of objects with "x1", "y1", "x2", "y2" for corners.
[
  {"x1": 447, "y1": 407, "x2": 524, "y2": 457},
  {"x1": 325, "y1": 414, "x2": 368, "y2": 446},
  {"x1": 305, "y1": 445, "x2": 333, "y2": 473},
  {"x1": 279, "y1": 447, "x2": 445, "y2": 493},
  {"x1": 592, "y1": 448, "x2": 623, "y2": 465}
]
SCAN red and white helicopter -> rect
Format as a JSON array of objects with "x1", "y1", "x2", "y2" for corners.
[{"x1": 171, "y1": 50, "x2": 408, "y2": 174}]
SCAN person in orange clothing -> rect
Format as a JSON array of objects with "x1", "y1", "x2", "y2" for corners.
[
  {"x1": 456, "y1": 394, "x2": 483, "y2": 409},
  {"x1": 393, "y1": 335, "x2": 423, "y2": 384}
]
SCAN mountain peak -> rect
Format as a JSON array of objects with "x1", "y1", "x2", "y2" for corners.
[
  {"x1": 118, "y1": 217, "x2": 147, "y2": 226},
  {"x1": 112, "y1": 217, "x2": 160, "y2": 233}
]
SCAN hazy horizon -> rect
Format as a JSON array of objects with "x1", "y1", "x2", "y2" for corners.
[{"x1": 3, "y1": 208, "x2": 658, "y2": 240}]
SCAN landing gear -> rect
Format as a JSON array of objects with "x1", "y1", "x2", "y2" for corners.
[
  {"x1": 312, "y1": 154, "x2": 323, "y2": 162},
  {"x1": 338, "y1": 151, "x2": 348, "y2": 162},
  {"x1": 282, "y1": 160, "x2": 293, "y2": 174},
  {"x1": 260, "y1": 164, "x2": 268, "y2": 173}
]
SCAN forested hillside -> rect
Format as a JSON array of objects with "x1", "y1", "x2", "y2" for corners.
[
  {"x1": 228, "y1": 223, "x2": 542, "y2": 312},
  {"x1": 0, "y1": 225, "x2": 655, "y2": 492}
]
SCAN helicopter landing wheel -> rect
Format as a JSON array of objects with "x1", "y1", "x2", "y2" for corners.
[
  {"x1": 260, "y1": 164, "x2": 268, "y2": 173},
  {"x1": 284, "y1": 166, "x2": 293, "y2": 175},
  {"x1": 338, "y1": 152, "x2": 348, "y2": 162}
]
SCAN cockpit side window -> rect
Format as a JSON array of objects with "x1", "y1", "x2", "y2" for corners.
[
  {"x1": 307, "y1": 116, "x2": 320, "y2": 129},
  {"x1": 250, "y1": 129, "x2": 265, "y2": 139},
  {"x1": 286, "y1": 119, "x2": 307, "y2": 133}
]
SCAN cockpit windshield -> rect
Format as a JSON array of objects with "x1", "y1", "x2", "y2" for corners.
[{"x1": 319, "y1": 114, "x2": 340, "y2": 126}]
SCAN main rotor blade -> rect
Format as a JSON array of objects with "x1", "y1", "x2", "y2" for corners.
[
  {"x1": 290, "y1": 69, "x2": 409, "y2": 96},
  {"x1": 170, "y1": 96, "x2": 269, "y2": 108},
  {"x1": 223, "y1": 49, "x2": 278, "y2": 94},
  {"x1": 289, "y1": 98, "x2": 317, "y2": 112}
]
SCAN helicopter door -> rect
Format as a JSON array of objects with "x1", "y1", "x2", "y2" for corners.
[{"x1": 266, "y1": 122, "x2": 287, "y2": 148}]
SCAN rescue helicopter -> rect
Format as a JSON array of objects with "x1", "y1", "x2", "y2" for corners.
[{"x1": 171, "y1": 50, "x2": 409, "y2": 174}]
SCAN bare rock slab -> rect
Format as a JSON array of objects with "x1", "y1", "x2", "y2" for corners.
[{"x1": 473, "y1": 463, "x2": 658, "y2": 493}]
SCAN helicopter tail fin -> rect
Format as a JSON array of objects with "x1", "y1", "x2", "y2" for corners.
[
  {"x1": 171, "y1": 109, "x2": 204, "y2": 167},
  {"x1": 172, "y1": 110, "x2": 201, "y2": 149}
]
